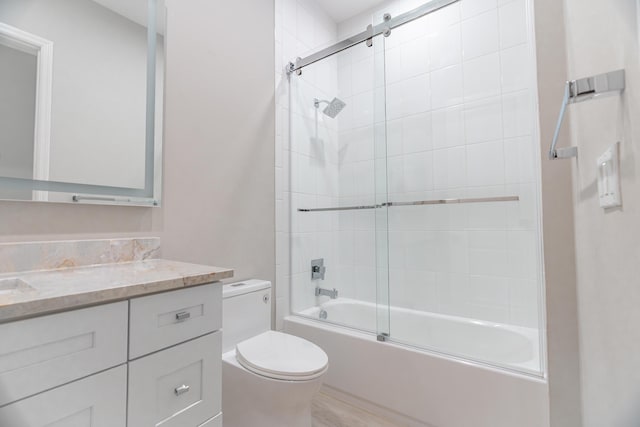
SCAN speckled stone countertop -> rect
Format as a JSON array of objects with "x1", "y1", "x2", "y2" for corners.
[{"x1": 0, "y1": 259, "x2": 234, "y2": 323}]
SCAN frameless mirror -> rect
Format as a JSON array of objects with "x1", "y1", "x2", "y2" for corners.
[{"x1": 0, "y1": 0, "x2": 164, "y2": 205}]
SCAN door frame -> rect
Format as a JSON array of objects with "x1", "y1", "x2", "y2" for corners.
[{"x1": 0, "y1": 23, "x2": 53, "y2": 201}]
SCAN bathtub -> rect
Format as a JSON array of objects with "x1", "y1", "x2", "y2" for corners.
[{"x1": 284, "y1": 298, "x2": 549, "y2": 427}]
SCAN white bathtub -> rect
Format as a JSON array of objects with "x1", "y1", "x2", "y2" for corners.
[
  {"x1": 301, "y1": 298, "x2": 540, "y2": 374},
  {"x1": 284, "y1": 298, "x2": 549, "y2": 427}
]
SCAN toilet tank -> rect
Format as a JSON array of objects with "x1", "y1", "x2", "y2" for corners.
[{"x1": 222, "y1": 279, "x2": 272, "y2": 353}]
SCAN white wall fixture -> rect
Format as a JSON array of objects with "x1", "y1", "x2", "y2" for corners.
[
  {"x1": 597, "y1": 142, "x2": 622, "y2": 209},
  {"x1": 0, "y1": 23, "x2": 53, "y2": 201}
]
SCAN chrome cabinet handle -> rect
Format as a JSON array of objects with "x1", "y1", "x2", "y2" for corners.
[
  {"x1": 174, "y1": 384, "x2": 190, "y2": 396},
  {"x1": 175, "y1": 311, "x2": 191, "y2": 322}
]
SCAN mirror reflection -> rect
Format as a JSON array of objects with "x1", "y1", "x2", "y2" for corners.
[{"x1": 0, "y1": 0, "x2": 164, "y2": 203}]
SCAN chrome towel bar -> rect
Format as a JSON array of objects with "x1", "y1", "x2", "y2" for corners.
[
  {"x1": 298, "y1": 196, "x2": 519, "y2": 212},
  {"x1": 72, "y1": 194, "x2": 158, "y2": 206},
  {"x1": 549, "y1": 69, "x2": 625, "y2": 160}
]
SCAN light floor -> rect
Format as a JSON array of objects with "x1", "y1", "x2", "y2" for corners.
[{"x1": 311, "y1": 392, "x2": 401, "y2": 427}]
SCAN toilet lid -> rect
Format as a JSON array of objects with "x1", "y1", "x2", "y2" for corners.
[{"x1": 235, "y1": 331, "x2": 328, "y2": 381}]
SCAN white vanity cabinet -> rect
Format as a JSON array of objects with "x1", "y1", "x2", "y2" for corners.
[
  {"x1": 0, "y1": 301, "x2": 129, "y2": 407},
  {"x1": 0, "y1": 366, "x2": 128, "y2": 427},
  {"x1": 128, "y1": 284, "x2": 222, "y2": 427},
  {"x1": 128, "y1": 333, "x2": 221, "y2": 427},
  {"x1": 0, "y1": 283, "x2": 223, "y2": 427}
]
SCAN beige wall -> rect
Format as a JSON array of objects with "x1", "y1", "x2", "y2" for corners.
[
  {"x1": 0, "y1": 0, "x2": 275, "y2": 285},
  {"x1": 534, "y1": 0, "x2": 582, "y2": 425},
  {"x1": 160, "y1": 0, "x2": 275, "y2": 284},
  {"x1": 563, "y1": 0, "x2": 640, "y2": 425}
]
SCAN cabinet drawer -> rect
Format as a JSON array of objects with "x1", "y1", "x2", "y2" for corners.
[
  {"x1": 128, "y1": 332, "x2": 221, "y2": 427},
  {"x1": 0, "y1": 301, "x2": 128, "y2": 406},
  {"x1": 129, "y1": 283, "x2": 221, "y2": 358},
  {"x1": 0, "y1": 365, "x2": 127, "y2": 427},
  {"x1": 199, "y1": 413, "x2": 222, "y2": 427}
]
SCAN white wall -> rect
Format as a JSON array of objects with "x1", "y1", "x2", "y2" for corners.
[
  {"x1": 563, "y1": 0, "x2": 640, "y2": 425},
  {"x1": 0, "y1": 0, "x2": 275, "y2": 293},
  {"x1": 275, "y1": 0, "x2": 339, "y2": 327},
  {"x1": 157, "y1": 0, "x2": 275, "y2": 287},
  {"x1": 533, "y1": 0, "x2": 581, "y2": 423},
  {"x1": 0, "y1": 0, "x2": 147, "y2": 189}
]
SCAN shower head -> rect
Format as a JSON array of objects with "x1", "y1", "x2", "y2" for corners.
[
  {"x1": 314, "y1": 97, "x2": 347, "y2": 119},
  {"x1": 323, "y1": 97, "x2": 347, "y2": 118}
]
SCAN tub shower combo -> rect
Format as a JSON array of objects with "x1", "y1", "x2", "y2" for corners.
[{"x1": 281, "y1": 0, "x2": 548, "y2": 425}]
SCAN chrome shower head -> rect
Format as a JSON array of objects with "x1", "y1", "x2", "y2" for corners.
[
  {"x1": 323, "y1": 97, "x2": 346, "y2": 118},
  {"x1": 314, "y1": 97, "x2": 347, "y2": 118}
]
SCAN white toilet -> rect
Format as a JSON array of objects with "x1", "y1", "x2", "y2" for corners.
[{"x1": 222, "y1": 280, "x2": 328, "y2": 427}]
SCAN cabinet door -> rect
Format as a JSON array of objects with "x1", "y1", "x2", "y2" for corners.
[
  {"x1": 128, "y1": 332, "x2": 221, "y2": 427},
  {"x1": 0, "y1": 365, "x2": 127, "y2": 427},
  {"x1": 0, "y1": 301, "x2": 128, "y2": 406},
  {"x1": 198, "y1": 413, "x2": 222, "y2": 427},
  {"x1": 129, "y1": 283, "x2": 222, "y2": 359}
]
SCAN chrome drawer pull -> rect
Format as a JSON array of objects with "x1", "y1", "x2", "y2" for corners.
[
  {"x1": 175, "y1": 311, "x2": 191, "y2": 322},
  {"x1": 174, "y1": 384, "x2": 190, "y2": 396}
]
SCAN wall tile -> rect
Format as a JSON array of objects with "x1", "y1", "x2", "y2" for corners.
[
  {"x1": 434, "y1": 146, "x2": 466, "y2": 190},
  {"x1": 466, "y1": 140, "x2": 505, "y2": 187},
  {"x1": 279, "y1": 0, "x2": 541, "y2": 331},
  {"x1": 404, "y1": 151, "x2": 434, "y2": 192},
  {"x1": 500, "y1": 43, "x2": 530, "y2": 93},
  {"x1": 461, "y1": 0, "x2": 498, "y2": 19},
  {"x1": 502, "y1": 90, "x2": 533, "y2": 137},
  {"x1": 403, "y1": 112, "x2": 432, "y2": 153},
  {"x1": 498, "y1": 0, "x2": 528, "y2": 49},
  {"x1": 432, "y1": 106, "x2": 465, "y2": 149},
  {"x1": 462, "y1": 10, "x2": 500, "y2": 60},
  {"x1": 464, "y1": 97, "x2": 504, "y2": 144},
  {"x1": 429, "y1": 24, "x2": 462, "y2": 71},
  {"x1": 431, "y1": 64, "x2": 464, "y2": 109},
  {"x1": 463, "y1": 53, "x2": 501, "y2": 102}
]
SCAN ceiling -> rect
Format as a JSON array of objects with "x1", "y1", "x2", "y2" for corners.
[
  {"x1": 90, "y1": 0, "x2": 166, "y2": 34},
  {"x1": 314, "y1": 0, "x2": 388, "y2": 23}
]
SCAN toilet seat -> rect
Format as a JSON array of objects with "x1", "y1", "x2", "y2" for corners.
[{"x1": 235, "y1": 331, "x2": 328, "y2": 381}]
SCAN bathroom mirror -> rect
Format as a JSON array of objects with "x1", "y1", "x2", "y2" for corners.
[{"x1": 0, "y1": 0, "x2": 164, "y2": 205}]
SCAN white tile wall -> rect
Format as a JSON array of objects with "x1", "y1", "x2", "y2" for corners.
[
  {"x1": 276, "y1": 0, "x2": 542, "y2": 330},
  {"x1": 275, "y1": 0, "x2": 340, "y2": 326}
]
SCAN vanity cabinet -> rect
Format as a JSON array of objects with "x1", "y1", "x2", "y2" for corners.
[
  {"x1": 128, "y1": 333, "x2": 221, "y2": 427},
  {"x1": 0, "y1": 365, "x2": 127, "y2": 427},
  {"x1": 129, "y1": 283, "x2": 222, "y2": 359},
  {"x1": 0, "y1": 283, "x2": 222, "y2": 427},
  {"x1": 0, "y1": 301, "x2": 128, "y2": 407},
  {"x1": 128, "y1": 284, "x2": 222, "y2": 427}
]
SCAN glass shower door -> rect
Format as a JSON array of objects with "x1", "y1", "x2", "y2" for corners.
[
  {"x1": 372, "y1": 31, "x2": 391, "y2": 341},
  {"x1": 288, "y1": 33, "x2": 391, "y2": 337},
  {"x1": 376, "y1": 0, "x2": 544, "y2": 375}
]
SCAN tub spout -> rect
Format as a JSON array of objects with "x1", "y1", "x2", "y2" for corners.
[{"x1": 315, "y1": 287, "x2": 338, "y2": 299}]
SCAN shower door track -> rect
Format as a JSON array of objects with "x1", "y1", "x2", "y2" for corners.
[
  {"x1": 286, "y1": 0, "x2": 460, "y2": 75},
  {"x1": 298, "y1": 196, "x2": 520, "y2": 212}
]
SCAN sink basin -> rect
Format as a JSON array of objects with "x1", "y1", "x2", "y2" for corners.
[{"x1": 0, "y1": 278, "x2": 35, "y2": 296}]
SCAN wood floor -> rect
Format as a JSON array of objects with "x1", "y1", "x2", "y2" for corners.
[{"x1": 311, "y1": 392, "x2": 401, "y2": 427}]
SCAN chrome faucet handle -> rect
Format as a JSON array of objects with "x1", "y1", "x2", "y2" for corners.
[{"x1": 311, "y1": 259, "x2": 326, "y2": 280}]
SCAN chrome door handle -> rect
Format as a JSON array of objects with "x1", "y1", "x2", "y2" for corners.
[
  {"x1": 175, "y1": 311, "x2": 191, "y2": 322},
  {"x1": 174, "y1": 384, "x2": 190, "y2": 396}
]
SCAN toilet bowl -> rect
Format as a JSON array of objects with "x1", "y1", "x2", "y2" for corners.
[{"x1": 221, "y1": 280, "x2": 328, "y2": 427}]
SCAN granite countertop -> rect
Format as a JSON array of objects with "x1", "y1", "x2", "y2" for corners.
[{"x1": 0, "y1": 259, "x2": 234, "y2": 322}]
